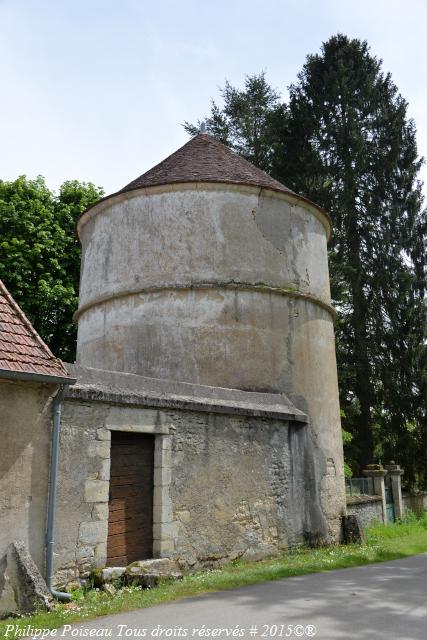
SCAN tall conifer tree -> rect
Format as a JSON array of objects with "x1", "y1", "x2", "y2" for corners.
[
  {"x1": 278, "y1": 35, "x2": 426, "y2": 478},
  {"x1": 186, "y1": 35, "x2": 426, "y2": 483}
]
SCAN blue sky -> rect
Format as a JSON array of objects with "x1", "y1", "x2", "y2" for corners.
[{"x1": 0, "y1": 0, "x2": 426, "y2": 196}]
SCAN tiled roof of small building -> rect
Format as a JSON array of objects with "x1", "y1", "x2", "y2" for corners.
[
  {"x1": 119, "y1": 134, "x2": 295, "y2": 196},
  {"x1": 0, "y1": 280, "x2": 69, "y2": 379}
]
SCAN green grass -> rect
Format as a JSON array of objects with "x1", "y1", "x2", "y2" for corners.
[{"x1": 2, "y1": 514, "x2": 427, "y2": 636}]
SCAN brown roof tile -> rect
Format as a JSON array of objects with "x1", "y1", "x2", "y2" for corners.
[
  {"x1": 0, "y1": 280, "x2": 69, "y2": 380},
  {"x1": 119, "y1": 134, "x2": 295, "y2": 196}
]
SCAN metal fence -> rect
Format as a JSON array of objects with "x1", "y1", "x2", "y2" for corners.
[{"x1": 345, "y1": 476, "x2": 374, "y2": 496}]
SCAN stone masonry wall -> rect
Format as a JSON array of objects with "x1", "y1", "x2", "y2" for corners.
[
  {"x1": 169, "y1": 411, "x2": 291, "y2": 567},
  {"x1": 346, "y1": 496, "x2": 384, "y2": 529},
  {"x1": 53, "y1": 400, "x2": 110, "y2": 586},
  {"x1": 55, "y1": 395, "x2": 319, "y2": 586}
]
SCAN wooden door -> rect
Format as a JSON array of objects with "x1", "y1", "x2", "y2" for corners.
[{"x1": 107, "y1": 432, "x2": 154, "y2": 566}]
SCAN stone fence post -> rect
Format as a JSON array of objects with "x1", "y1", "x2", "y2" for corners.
[
  {"x1": 363, "y1": 465, "x2": 386, "y2": 524},
  {"x1": 384, "y1": 462, "x2": 404, "y2": 520}
]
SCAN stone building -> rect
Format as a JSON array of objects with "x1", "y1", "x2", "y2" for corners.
[
  {"x1": 0, "y1": 280, "x2": 73, "y2": 613},
  {"x1": 0, "y1": 134, "x2": 345, "y2": 598}
]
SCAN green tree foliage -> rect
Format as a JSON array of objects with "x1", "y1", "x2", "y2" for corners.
[
  {"x1": 280, "y1": 35, "x2": 426, "y2": 482},
  {"x1": 185, "y1": 35, "x2": 427, "y2": 485},
  {"x1": 184, "y1": 73, "x2": 285, "y2": 172},
  {"x1": 0, "y1": 176, "x2": 103, "y2": 361},
  {"x1": 341, "y1": 428, "x2": 354, "y2": 479}
]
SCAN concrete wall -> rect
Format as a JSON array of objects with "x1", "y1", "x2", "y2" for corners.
[
  {"x1": 0, "y1": 380, "x2": 54, "y2": 576},
  {"x1": 76, "y1": 184, "x2": 331, "y2": 312},
  {"x1": 75, "y1": 183, "x2": 345, "y2": 542},
  {"x1": 76, "y1": 184, "x2": 334, "y2": 393},
  {"x1": 346, "y1": 496, "x2": 384, "y2": 529}
]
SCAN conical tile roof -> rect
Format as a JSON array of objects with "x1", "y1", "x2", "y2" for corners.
[{"x1": 119, "y1": 134, "x2": 295, "y2": 196}]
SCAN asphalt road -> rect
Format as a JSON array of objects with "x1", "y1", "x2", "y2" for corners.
[{"x1": 61, "y1": 555, "x2": 427, "y2": 640}]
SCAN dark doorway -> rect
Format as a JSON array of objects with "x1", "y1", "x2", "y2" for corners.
[
  {"x1": 385, "y1": 475, "x2": 395, "y2": 523},
  {"x1": 107, "y1": 431, "x2": 154, "y2": 566}
]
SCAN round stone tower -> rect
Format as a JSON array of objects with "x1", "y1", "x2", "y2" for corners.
[{"x1": 75, "y1": 134, "x2": 345, "y2": 538}]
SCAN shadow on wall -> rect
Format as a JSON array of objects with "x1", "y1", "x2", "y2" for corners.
[{"x1": 288, "y1": 423, "x2": 327, "y2": 545}]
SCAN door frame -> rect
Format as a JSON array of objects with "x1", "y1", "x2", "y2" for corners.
[{"x1": 104, "y1": 408, "x2": 175, "y2": 560}]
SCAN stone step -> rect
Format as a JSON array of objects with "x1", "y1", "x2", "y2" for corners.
[
  {"x1": 125, "y1": 558, "x2": 183, "y2": 587},
  {"x1": 125, "y1": 558, "x2": 179, "y2": 575},
  {"x1": 100, "y1": 558, "x2": 182, "y2": 588}
]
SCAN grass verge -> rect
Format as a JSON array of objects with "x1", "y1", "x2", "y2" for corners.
[{"x1": 2, "y1": 514, "x2": 427, "y2": 636}]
